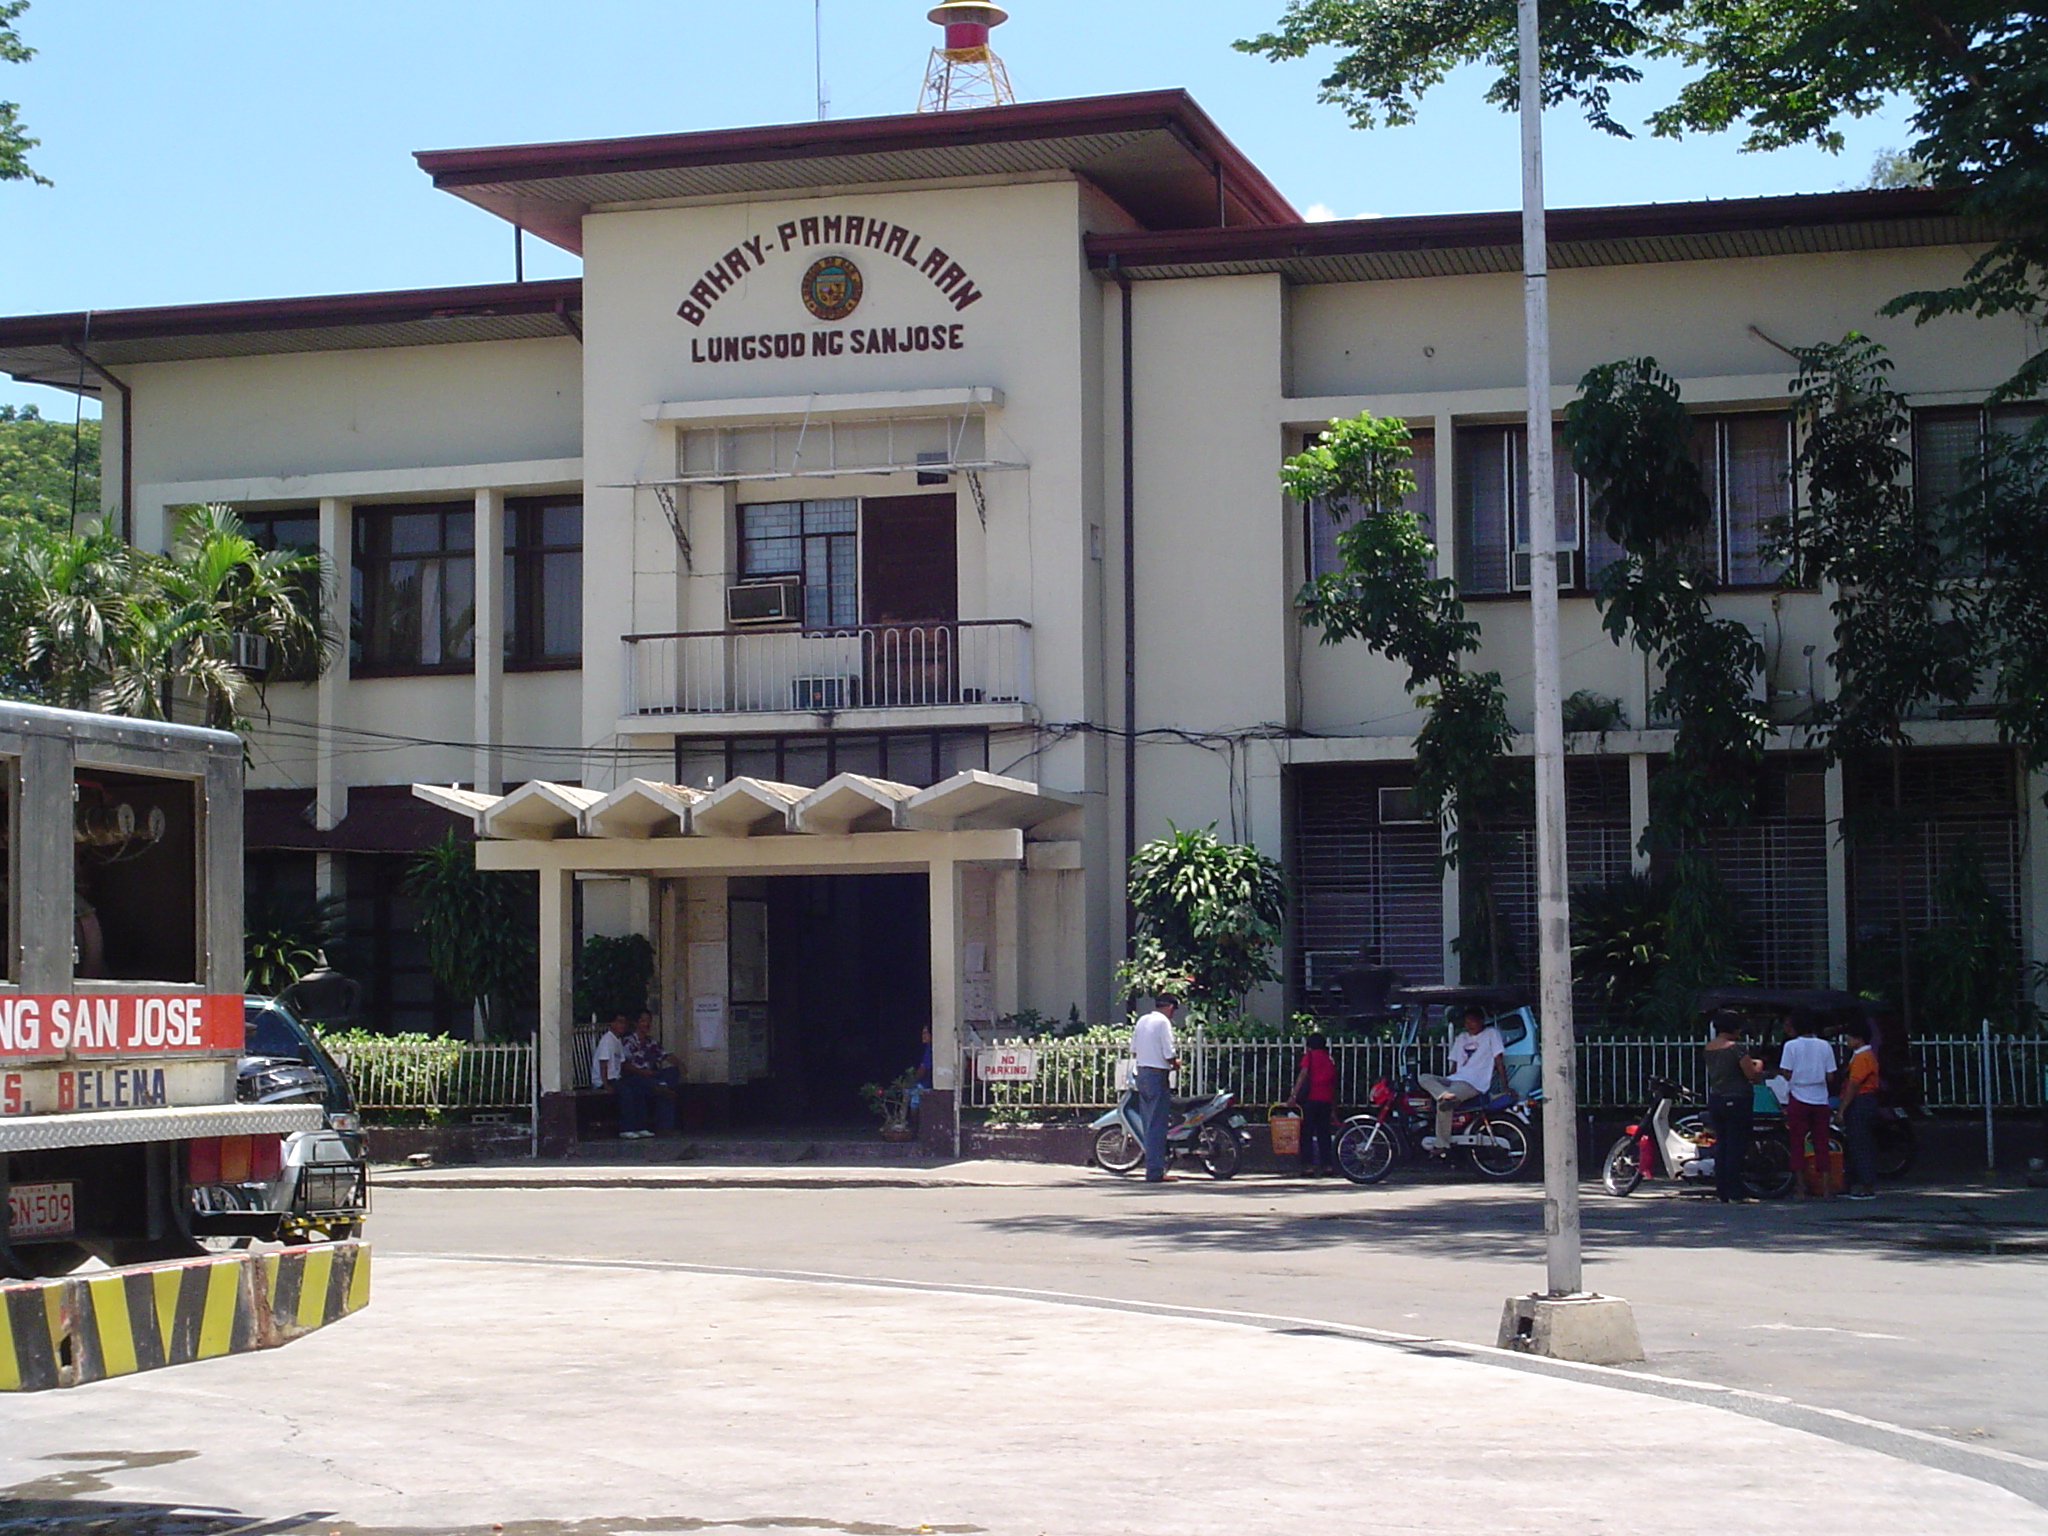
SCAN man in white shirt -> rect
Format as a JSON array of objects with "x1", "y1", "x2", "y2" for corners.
[
  {"x1": 1418, "y1": 1005, "x2": 1506, "y2": 1155},
  {"x1": 1130, "y1": 994, "x2": 1181, "y2": 1182},
  {"x1": 1776, "y1": 1012, "x2": 1838, "y2": 1198},
  {"x1": 591, "y1": 1013, "x2": 643, "y2": 1136}
]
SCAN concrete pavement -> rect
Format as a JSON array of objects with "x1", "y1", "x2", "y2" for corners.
[{"x1": 5, "y1": 1251, "x2": 2047, "y2": 1535}]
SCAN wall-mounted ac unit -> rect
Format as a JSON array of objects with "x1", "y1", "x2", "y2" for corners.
[
  {"x1": 791, "y1": 675, "x2": 855, "y2": 710},
  {"x1": 1378, "y1": 785, "x2": 1428, "y2": 824},
  {"x1": 727, "y1": 579, "x2": 803, "y2": 626},
  {"x1": 229, "y1": 632, "x2": 272, "y2": 672}
]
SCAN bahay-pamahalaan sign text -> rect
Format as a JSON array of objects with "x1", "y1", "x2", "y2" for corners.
[{"x1": 678, "y1": 213, "x2": 984, "y2": 365}]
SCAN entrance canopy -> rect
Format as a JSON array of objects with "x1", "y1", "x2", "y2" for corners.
[
  {"x1": 412, "y1": 770, "x2": 1080, "y2": 1106},
  {"x1": 415, "y1": 768, "x2": 1076, "y2": 845}
]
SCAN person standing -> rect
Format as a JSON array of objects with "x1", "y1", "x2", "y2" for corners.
[
  {"x1": 1702, "y1": 1013, "x2": 1762, "y2": 1203},
  {"x1": 1777, "y1": 1011, "x2": 1837, "y2": 1199},
  {"x1": 1837, "y1": 1020, "x2": 1881, "y2": 1200},
  {"x1": 1287, "y1": 1031, "x2": 1340, "y2": 1176},
  {"x1": 1131, "y1": 994, "x2": 1181, "y2": 1183},
  {"x1": 1419, "y1": 1005, "x2": 1506, "y2": 1155}
]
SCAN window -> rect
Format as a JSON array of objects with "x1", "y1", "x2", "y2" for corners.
[
  {"x1": 738, "y1": 499, "x2": 857, "y2": 629},
  {"x1": 1915, "y1": 403, "x2": 2047, "y2": 511},
  {"x1": 1697, "y1": 414, "x2": 1794, "y2": 587},
  {"x1": 353, "y1": 503, "x2": 474, "y2": 673},
  {"x1": 1305, "y1": 430, "x2": 1436, "y2": 580},
  {"x1": 74, "y1": 768, "x2": 199, "y2": 983},
  {"x1": 242, "y1": 507, "x2": 318, "y2": 557},
  {"x1": 1454, "y1": 414, "x2": 1790, "y2": 596},
  {"x1": 506, "y1": 498, "x2": 582, "y2": 667},
  {"x1": 1455, "y1": 426, "x2": 1585, "y2": 595},
  {"x1": 672, "y1": 729, "x2": 989, "y2": 791},
  {"x1": 238, "y1": 507, "x2": 323, "y2": 680}
]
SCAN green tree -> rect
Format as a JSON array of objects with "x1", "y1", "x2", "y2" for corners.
[
  {"x1": 1285, "y1": 413, "x2": 1516, "y2": 870},
  {"x1": 0, "y1": 1, "x2": 44, "y2": 187},
  {"x1": 1120, "y1": 825, "x2": 1289, "y2": 1018},
  {"x1": 574, "y1": 933, "x2": 656, "y2": 1022},
  {"x1": 1562, "y1": 357, "x2": 1768, "y2": 1027},
  {"x1": 0, "y1": 505, "x2": 333, "y2": 731},
  {"x1": 0, "y1": 405, "x2": 99, "y2": 526},
  {"x1": 1237, "y1": 0, "x2": 2048, "y2": 398},
  {"x1": 104, "y1": 505, "x2": 334, "y2": 730},
  {"x1": 403, "y1": 832, "x2": 537, "y2": 1040}
]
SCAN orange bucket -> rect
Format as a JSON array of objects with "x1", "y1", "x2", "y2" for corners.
[{"x1": 1269, "y1": 1105, "x2": 1302, "y2": 1157}]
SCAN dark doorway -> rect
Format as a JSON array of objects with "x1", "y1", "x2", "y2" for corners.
[
  {"x1": 743, "y1": 873, "x2": 930, "y2": 1127},
  {"x1": 861, "y1": 495, "x2": 959, "y2": 708}
]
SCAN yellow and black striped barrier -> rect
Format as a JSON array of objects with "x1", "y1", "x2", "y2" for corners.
[{"x1": 0, "y1": 1241, "x2": 369, "y2": 1391}]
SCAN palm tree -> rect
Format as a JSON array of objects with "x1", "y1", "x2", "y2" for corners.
[{"x1": 102, "y1": 506, "x2": 334, "y2": 730}]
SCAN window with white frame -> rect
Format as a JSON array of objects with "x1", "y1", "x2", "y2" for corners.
[
  {"x1": 1454, "y1": 413, "x2": 1791, "y2": 596},
  {"x1": 1304, "y1": 429, "x2": 1437, "y2": 580}
]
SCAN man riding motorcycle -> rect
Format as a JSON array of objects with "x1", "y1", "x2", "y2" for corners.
[{"x1": 1419, "y1": 1004, "x2": 1506, "y2": 1155}]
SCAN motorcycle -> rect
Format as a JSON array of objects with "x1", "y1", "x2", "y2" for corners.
[
  {"x1": 1331, "y1": 984, "x2": 1540, "y2": 1185},
  {"x1": 1600, "y1": 1078, "x2": 1832, "y2": 1200},
  {"x1": 1090, "y1": 1085, "x2": 1249, "y2": 1180},
  {"x1": 1335, "y1": 1078, "x2": 1533, "y2": 1184}
]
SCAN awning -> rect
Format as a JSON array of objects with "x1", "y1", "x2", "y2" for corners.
[{"x1": 417, "y1": 769, "x2": 1080, "y2": 842}]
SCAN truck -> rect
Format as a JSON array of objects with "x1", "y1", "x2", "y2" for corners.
[{"x1": 0, "y1": 703, "x2": 369, "y2": 1389}]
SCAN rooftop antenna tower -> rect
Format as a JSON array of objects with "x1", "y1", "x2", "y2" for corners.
[{"x1": 918, "y1": 2, "x2": 1015, "y2": 112}]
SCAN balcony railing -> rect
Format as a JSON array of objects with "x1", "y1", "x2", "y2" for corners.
[{"x1": 622, "y1": 619, "x2": 1032, "y2": 718}]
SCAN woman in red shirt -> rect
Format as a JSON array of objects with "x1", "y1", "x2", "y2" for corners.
[{"x1": 1288, "y1": 1032, "x2": 1340, "y2": 1177}]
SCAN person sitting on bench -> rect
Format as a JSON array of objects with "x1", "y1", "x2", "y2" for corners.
[
  {"x1": 1419, "y1": 1005, "x2": 1505, "y2": 1155},
  {"x1": 617, "y1": 1009, "x2": 680, "y2": 1139}
]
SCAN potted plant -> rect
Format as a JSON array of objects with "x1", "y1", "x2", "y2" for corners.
[{"x1": 860, "y1": 1068, "x2": 919, "y2": 1140}]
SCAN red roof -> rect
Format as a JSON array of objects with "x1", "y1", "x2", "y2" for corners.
[{"x1": 415, "y1": 90, "x2": 1300, "y2": 252}]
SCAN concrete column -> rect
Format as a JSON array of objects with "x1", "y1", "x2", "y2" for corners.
[
  {"x1": 685, "y1": 876, "x2": 732, "y2": 1085},
  {"x1": 1826, "y1": 762, "x2": 1851, "y2": 989},
  {"x1": 1440, "y1": 821, "x2": 1462, "y2": 987},
  {"x1": 314, "y1": 498, "x2": 351, "y2": 831},
  {"x1": 1628, "y1": 754, "x2": 1652, "y2": 875},
  {"x1": 929, "y1": 855, "x2": 963, "y2": 1090},
  {"x1": 2026, "y1": 772, "x2": 2048, "y2": 994},
  {"x1": 538, "y1": 865, "x2": 576, "y2": 1094},
  {"x1": 993, "y1": 866, "x2": 1022, "y2": 1021},
  {"x1": 1432, "y1": 408, "x2": 1457, "y2": 584},
  {"x1": 473, "y1": 488, "x2": 506, "y2": 796}
]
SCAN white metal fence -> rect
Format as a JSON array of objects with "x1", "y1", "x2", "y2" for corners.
[
  {"x1": 320, "y1": 1033, "x2": 2048, "y2": 1120},
  {"x1": 622, "y1": 620, "x2": 1032, "y2": 718},
  {"x1": 323, "y1": 1040, "x2": 534, "y2": 1115},
  {"x1": 961, "y1": 1035, "x2": 2048, "y2": 1117}
]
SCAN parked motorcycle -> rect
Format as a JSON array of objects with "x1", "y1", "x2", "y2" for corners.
[
  {"x1": 1332, "y1": 983, "x2": 1539, "y2": 1185},
  {"x1": 1335, "y1": 1078, "x2": 1533, "y2": 1184},
  {"x1": 1600, "y1": 1078, "x2": 1831, "y2": 1200},
  {"x1": 1090, "y1": 1085, "x2": 1249, "y2": 1180}
]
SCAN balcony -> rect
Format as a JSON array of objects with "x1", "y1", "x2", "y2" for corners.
[{"x1": 621, "y1": 619, "x2": 1033, "y2": 729}]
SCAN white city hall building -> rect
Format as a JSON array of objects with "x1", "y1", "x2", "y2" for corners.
[{"x1": 1, "y1": 91, "x2": 2041, "y2": 1141}]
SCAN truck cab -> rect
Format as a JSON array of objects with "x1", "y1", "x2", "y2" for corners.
[{"x1": 0, "y1": 703, "x2": 367, "y2": 1279}]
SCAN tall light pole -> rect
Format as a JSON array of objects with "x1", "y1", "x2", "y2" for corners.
[
  {"x1": 1517, "y1": 0, "x2": 1581, "y2": 1300},
  {"x1": 1499, "y1": 0, "x2": 1643, "y2": 1365}
]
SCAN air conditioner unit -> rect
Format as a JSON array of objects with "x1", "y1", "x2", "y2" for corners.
[
  {"x1": 1512, "y1": 548, "x2": 1582, "y2": 592},
  {"x1": 1378, "y1": 785, "x2": 1428, "y2": 824},
  {"x1": 791, "y1": 675, "x2": 855, "y2": 710},
  {"x1": 229, "y1": 632, "x2": 272, "y2": 672},
  {"x1": 727, "y1": 579, "x2": 803, "y2": 626}
]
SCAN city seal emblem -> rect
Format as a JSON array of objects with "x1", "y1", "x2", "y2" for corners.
[{"x1": 801, "y1": 255, "x2": 863, "y2": 322}]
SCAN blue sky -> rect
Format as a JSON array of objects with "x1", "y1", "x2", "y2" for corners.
[{"x1": 2, "y1": 0, "x2": 1913, "y2": 417}]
